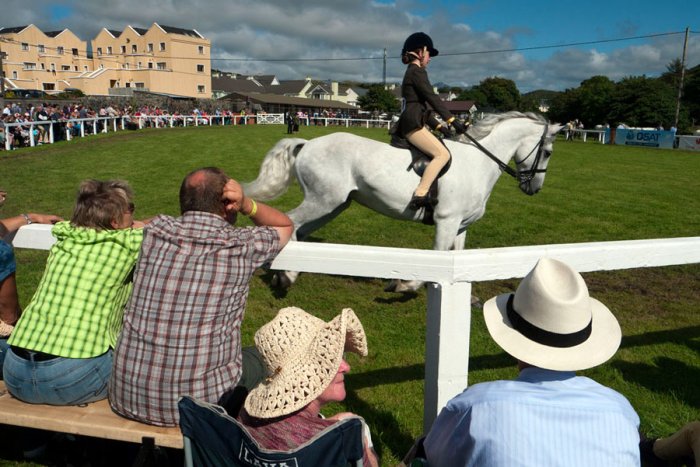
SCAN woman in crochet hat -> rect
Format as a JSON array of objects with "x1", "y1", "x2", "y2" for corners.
[
  {"x1": 395, "y1": 31, "x2": 467, "y2": 210},
  {"x1": 239, "y1": 306, "x2": 378, "y2": 467}
]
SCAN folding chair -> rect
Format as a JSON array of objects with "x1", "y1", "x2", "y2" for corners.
[{"x1": 178, "y1": 395, "x2": 365, "y2": 467}]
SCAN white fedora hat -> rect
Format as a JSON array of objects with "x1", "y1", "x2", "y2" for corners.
[
  {"x1": 483, "y1": 258, "x2": 621, "y2": 371},
  {"x1": 245, "y1": 307, "x2": 367, "y2": 419}
]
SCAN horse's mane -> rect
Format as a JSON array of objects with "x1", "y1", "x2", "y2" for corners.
[{"x1": 467, "y1": 111, "x2": 547, "y2": 141}]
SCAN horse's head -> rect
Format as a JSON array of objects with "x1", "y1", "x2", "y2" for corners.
[{"x1": 513, "y1": 120, "x2": 564, "y2": 195}]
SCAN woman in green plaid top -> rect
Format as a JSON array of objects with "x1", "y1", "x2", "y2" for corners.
[{"x1": 3, "y1": 179, "x2": 148, "y2": 405}]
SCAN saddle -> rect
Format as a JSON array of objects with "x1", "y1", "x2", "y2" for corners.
[{"x1": 390, "y1": 134, "x2": 452, "y2": 226}]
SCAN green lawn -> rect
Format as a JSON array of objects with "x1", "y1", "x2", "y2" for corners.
[{"x1": 1, "y1": 126, "x2": 698, "y2": 466}]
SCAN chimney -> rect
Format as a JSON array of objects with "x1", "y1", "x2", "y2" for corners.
[{"x1": 331, "y1": 82, "x2": 339, "y2": 98}]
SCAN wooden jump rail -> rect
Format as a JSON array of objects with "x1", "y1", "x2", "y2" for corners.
[{"x1": 0, "y1": 381, "x2": 183, "y2": 450}]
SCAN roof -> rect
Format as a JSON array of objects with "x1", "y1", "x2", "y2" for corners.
[
  {"x1": 44, "y1": 30, "x2": 64, "y2": 38},
  {"x1": 222, "y1": 92, "x2": 356, "y2": 110},
  {"x1": 133, "y1": 27, "x2": 148, "y2": 36},
  {"x1": 0, "y1": 26, "x2": 29, "y2": 35},
  {"x1": 212, "y1": 76, "x2": 265, "y2": 94},
  {"x1": 442, "y1": 100, "x2": 477, "y2": 113},
  {"x1": 159, "y1": 25, "x2": 203, "y2": 38},
  {"x1": 107, "y1": 29, "x2": 122, "y2": 38}
]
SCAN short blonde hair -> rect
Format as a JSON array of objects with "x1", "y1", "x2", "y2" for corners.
[{"x1": 70, "y1": 179, "x2": 133, "y2": 230}]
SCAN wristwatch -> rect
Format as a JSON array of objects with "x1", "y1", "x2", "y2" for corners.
[{"x1": 21, "y1": 213, "x2": 32, "y2": 225}]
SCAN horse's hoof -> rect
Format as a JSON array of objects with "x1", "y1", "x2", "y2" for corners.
[
  {"x1": 384, "y1": 280, "x2": 398, "y2": 293},
  {"x1": 272, "y1": 272, "x2": 293, "y2": 290}
]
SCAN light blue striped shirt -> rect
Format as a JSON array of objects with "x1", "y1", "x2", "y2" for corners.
[{"x1": 424, "y1": 367, "x2": 640, "y2": 467}]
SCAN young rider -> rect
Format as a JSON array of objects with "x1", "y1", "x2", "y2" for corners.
[{"x1": 395, "y1": 32, "x2": 467, "y2": 209}]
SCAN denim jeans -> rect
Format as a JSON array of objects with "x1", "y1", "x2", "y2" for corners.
[
  {"x1": 2, "y1": 347, "x2": 112, "y2": 405},
  {"x1": 0, "y1": 338, "x2": 9, "y2": 377}
]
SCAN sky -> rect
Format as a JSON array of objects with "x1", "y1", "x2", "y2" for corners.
[{"x1": 2, "y1": 0, "x2": 699, "y2": 93}]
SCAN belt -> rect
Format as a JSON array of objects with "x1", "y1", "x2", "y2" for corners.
[{"x1": 10, "y1": 346, "x2": 60, "y2": 362}]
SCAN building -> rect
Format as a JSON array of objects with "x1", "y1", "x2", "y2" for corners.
[
  {"x1": 0, "y1": 23, "x2": 211, "y2": 98},
  {"x1": 0, "y1": 24, "x2": 89, "y2": 93},
  {"x1": 212, "y1": 74, "x2": 362, "y2": 107}
]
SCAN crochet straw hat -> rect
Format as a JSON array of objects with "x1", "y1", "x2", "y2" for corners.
[
  {"x1": 483, "y1": 257, "x2": 621, "y2": 371},
  {"x1": 245, "y1": 307, "x2": 367, "y2": 419}
]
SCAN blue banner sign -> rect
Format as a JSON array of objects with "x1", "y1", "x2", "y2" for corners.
[{"x1": 613, "y1": 129, "x2": 675, "y2": 148}]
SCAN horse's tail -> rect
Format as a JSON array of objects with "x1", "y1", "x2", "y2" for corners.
[{"x1": 243, "y1": 138, "x2": 307, "y2": 201}]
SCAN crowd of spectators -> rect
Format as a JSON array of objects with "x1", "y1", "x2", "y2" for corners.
[{"x1": 1, "y1": 99, "x2": 384, "y2": 151}]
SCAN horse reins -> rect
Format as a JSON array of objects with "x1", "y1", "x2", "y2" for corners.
[{"x1": 459, "y1": 123, "x2": 550, "y2": 185}]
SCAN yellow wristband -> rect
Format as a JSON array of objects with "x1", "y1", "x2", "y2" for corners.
[
  {"x1": 446, "y1": 117, "x2": 455, "y2": 124},
  {"x1": 247, "y1": 199, "x2": 258, "y2": 217}
]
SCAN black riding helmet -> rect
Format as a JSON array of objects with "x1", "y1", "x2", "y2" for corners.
[{"x1": 402, "y1": 32, "x2": 439, "y2": 57}]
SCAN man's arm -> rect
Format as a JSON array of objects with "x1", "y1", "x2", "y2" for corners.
[
  {"x1": 239, "y1": 196, "x2": 293, "y2": 247},
  {"x1": 221, "y1": 179, "x2": 293, "y2": 247}
]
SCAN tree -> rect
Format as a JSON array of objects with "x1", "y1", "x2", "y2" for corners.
[
  {"x1": 477, "y1": 77, "x2": 521, "y2": 112},
  {"x1": 356, "y1": 85, "x2": 400, "y2": 113},
  {"x1": 608, "y1": 76, "x2": 677, "y2": 128},
  {"x1": 576, "y1": 76, "x2": 616, "y2": 127},
  {"x1": 456, "y1": 87, "x2": 488, "y2": 108}
]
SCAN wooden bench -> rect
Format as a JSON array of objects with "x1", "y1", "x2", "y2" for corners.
[{"x1": 0, "y1": 380, "x2": 183, "y2": 449}]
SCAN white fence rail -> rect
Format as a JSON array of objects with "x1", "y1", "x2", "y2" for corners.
[
  {"x1": 10, "y1": 224, "x2": 700, "y2": 432},
  {"x1": 2, "y1": 114, "x2": 392, "y2": 150}
]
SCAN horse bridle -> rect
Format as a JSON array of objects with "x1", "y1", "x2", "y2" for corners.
[{"x1": 460, "y1": 123, "x2": 550, "y2": 184}]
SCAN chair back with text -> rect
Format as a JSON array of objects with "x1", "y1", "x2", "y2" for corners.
[{"x1": 178, "y1": 395, "x2": 364, "y2": 467}]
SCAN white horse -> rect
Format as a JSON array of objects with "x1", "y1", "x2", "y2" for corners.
[{"x1": 245, "y1": 111, "x2": 563, "y2": 292}]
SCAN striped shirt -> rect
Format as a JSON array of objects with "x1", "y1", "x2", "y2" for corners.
[
  {"x1": 424, "y1": 367, "x2": 640, "y2": 467},
  {"x1": 8, "y1": 221, "x2": 143, "y2": 357},
  {"x1": 109, "y1": 212, "x2": 280, "y2": 426}
]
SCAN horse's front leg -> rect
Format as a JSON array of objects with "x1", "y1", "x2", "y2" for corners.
[{"x1": 386, "y1": 218, "x2": 463, "y2": 293}]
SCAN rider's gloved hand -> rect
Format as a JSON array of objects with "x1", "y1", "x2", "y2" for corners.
[
  {"x1": 437, "y1": 125, "x2": 451, "y2": 138},
  {"x1": 450, "y1": 119, "x2": 467, "y2": 134}
]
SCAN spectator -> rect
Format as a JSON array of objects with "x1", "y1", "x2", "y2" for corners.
[
  {"x1": 640, "y1": 421, "x2": 699, "y2": 466},
  {"x1": 109, "y1": 167, "x2": 293, "y2": 426},
  {"x1": 424, "y1": 257, "x2": 640, "y2": 466},
  {"x1": 0, "y1": 194, "x2": 63, "y2": 374},
  {"x1": 239, "y1": 306, "x2": 378, "y2": 467},
  {"x1": 3, "y1": 180, "x2": 148, "y2": 404}
]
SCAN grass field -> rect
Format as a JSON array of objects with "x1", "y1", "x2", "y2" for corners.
[{"x1": 1, "y1": 124, "x2": 699, "y2": 466}]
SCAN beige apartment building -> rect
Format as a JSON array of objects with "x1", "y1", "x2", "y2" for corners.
[{"x1": 0, "y1": 23, "x2": 211, "y2": 98}]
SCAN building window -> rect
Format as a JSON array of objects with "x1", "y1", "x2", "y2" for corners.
[
  {"x1": 159, "y1": 42, "x2": 165, "y2": 51},
  {"x1": 38, "y1": 44, "x2": 45, "y2": 53},
  {"x1": 99, "y1": 64, "x2": 104, "y2": 69},
  {"x1": 50, "y1": 63, "x2": 56, "y2": 72},
  {"x1": 198, "y1": 45, "x2": 204, "y2": 54},
  {"x1": 72, "y1": 48, "x2": 79, "y2": 57},
  {"x1": 132, "y1": 44, "x2": 137, "y2": 53},
  {"x1": 23, "y1": 62, "x2": 36, "y2": 70},
  {"x1": 121, "y1": 45, "x2": 126, "y2": 54},
  {"x1": 107, "y1": 46, "x2": 112, "y2": 55},
  {"x1": 197, "y1": 85, "x2": 205, "y2": 93},
  {"x1": 156, "y1": 62, "x2": 166, "y2": 70},
  {"x1": 40, "y1": 63, "x2": 45, "y2": 70},
  {"x1": 148, "y1": 62, "x2": 153, "y2": 69},
  {"x1": 62, "y1": 65, "x2": 71, "y2": 71},
  {"x1": 97, "y1": 47, "x2": 102, "y2": 56},
  {"x1": 123, "y1": 63, "x2": 130, "y2": 69},
  {"x1": 147, "y1": 43, "x2": 153, "y2": 52},
  {"x1": 135, "y1": 82, "x2": 145, "y2": 88},
  {"x1": 197, "y1": 64, "x2": 205, "y2": 73},
  {"x1": 21, "y1": 42, "x2": 29, "y2": 51},
  {"x1": 84, "y1": 65, "x2": 88, "y2": 71},
  {"x1": 137, "y1": 62, "x2": 142, "y2": 69},
  {"x1": 43, "y1": 83, "x2": 55, "y2": 91},
  {"x1": 57, "y1": 46, "x2": 64, "y2": 55},
  {"x1": 12, "y1": 71, "x2": 18, "y2": 79}
]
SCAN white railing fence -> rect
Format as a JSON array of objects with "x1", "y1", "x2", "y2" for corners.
[
  {"x1": 2, "y1": 114, "x2": 393, "y2": 150},
  {"x1": 10, "y1": 224, "x2": 700, "y2": 432}
]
